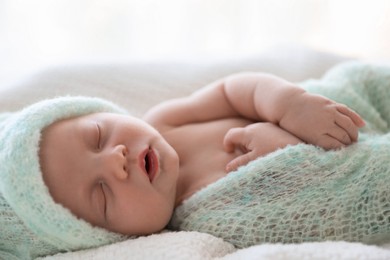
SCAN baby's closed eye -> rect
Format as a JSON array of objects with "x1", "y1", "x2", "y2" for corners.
[
  {"x1": 96, "y1": 123, "x2": 102, "y2": 150},
  {"x1": 93, "y1": 181, "x2": 108, "y2": 223}
]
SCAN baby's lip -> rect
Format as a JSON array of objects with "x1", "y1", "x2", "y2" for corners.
[{"x1": 139, "y1": 147, "x2": 159, "y2": 183}]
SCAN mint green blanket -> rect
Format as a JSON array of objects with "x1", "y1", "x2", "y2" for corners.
[{"x1": 169, "y1": 62, "x2": 390, "y2": 248}]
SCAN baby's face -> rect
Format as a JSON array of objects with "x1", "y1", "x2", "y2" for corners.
[{"x1": 39, "y1": 113, "x2": 179, "y2": 235}]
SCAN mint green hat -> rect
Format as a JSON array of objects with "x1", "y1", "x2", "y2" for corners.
[{"x1": 0, "y1": 97, "x2": 130, "y2": 259}]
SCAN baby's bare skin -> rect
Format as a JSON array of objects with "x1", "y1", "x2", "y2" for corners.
[{"x1": 163, "y1": 118, "x2": 250, "y2": 204}]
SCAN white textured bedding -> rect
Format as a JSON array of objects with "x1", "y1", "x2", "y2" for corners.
[
  {"x1": 1, "y1": 46, "x2": 389, "y2": 259},
  {"x1": 42, "y1": 231, "x2": 390, "y2": 260}
]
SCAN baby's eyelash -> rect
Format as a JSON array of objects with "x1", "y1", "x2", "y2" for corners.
[
  {"x1": 96, "y1": 123, "x2": 102, "y2": 149},
  {"x1": 100, "y1": 182, "x2": 107, "y2": 218}
]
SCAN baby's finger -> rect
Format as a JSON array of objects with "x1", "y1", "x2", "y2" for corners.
[
  {"x1": 223, "y1": 127, "x2": 245, "y2": 153},
  {"x1": 226, "y1": 152, "x2": 256, "y2": 172},
  {"x1": 335, "y1": 114, "x2": 358, "y2": 142},
  {"x1": 317, "y1": 134, "x2": 345, "y2": 150},
  {"x1": 336, "y1": 104, "x2": 365, "y2": 127},
  {"x1": 327, "y1": 125, "x2": 352, "y2": 145}
]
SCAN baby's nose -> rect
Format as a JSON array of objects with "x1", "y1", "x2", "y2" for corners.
[{"x1": 110, "y1": 144, "x2": 129, "y2": 180}]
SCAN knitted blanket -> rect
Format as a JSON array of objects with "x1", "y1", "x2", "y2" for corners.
[{"x1": 169, "y1": 62, "x2": 390, "y2": 249}]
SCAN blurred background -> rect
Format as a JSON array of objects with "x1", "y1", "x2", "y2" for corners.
[{"x1": 1, "y1": 0, "x2": 390, "y2": 89}]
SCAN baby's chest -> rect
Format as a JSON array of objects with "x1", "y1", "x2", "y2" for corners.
[{"x1": 164, "y1": 118, "x2": 252, "y2": 178}]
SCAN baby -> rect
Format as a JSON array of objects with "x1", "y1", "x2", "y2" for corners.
[
  {"x1": 39, "y1": 72, "x2": 364, "y2": 236},
  {"x1": 2, "y1": 62, "x2": 389, "y2": 259}
]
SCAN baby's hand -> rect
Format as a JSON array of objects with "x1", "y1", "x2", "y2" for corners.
[
  {"x1": 279, "y1": 92, "x2": 365, "y2": 150},
  {"x1": 223, "y1": 123, "x2": 302, "y2": 172}
]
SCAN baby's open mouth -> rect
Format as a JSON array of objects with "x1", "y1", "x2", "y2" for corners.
[
  {"x1": 142, "y1": 148, "x2": 158, "y2": 183},
  {"x1": 144, "y1": 153, "x2": 150, "y2": 174}
]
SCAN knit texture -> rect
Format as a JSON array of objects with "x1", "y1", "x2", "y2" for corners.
[
  {"x1": 0, "y1": 97, "x2": 129, "y2": 259},
  {"x1": 169, "y1": 62, "x2": 390, "y2": 248}
]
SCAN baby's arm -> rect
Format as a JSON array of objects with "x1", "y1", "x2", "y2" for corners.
[
  {"x1": 223, "y1": 123, "x2": 302, "y2": 172},
  {"x1": 144, "y1": 72, "x2": 365, "y2": 149}
]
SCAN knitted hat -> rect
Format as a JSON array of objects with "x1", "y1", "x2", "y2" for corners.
[{"x1": 0, "y1": 97, "x2": 130, "y2": 259}]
